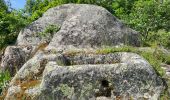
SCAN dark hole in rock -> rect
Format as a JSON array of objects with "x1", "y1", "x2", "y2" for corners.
[
  {"x1": 27, "y1": 46, "x2": 31, "y2": 50},
  {"x1": 95, "y1": 80, "x2": 112, "y2": 97},
  {"x1": 56, "y1": 55, "x2": 71, "y2": 66},
  {"x1": 101, "y1": 80, "x2": 109, "y2": 87}
]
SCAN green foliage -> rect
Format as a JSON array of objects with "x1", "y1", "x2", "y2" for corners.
[
  {"x1": 111, "y1": 0, "x2": 170, "y2": 48},
  {"x1": 165, "y1": 55, "x2": 170, "y2": 65},
  {"x1": 38, "y1": 24, "x2": 60, "y2": 37},
  {"x1": 111, "y1": 0, "x2": 136, "y2": 18},
  {"x1": 0, "y1": 0, "x2": 8, "y2": 11},
  {"x1": 25, "y1": 0, "x2": 36, "y2": 15},
  {"x1": 140, "y1": 51, "x2": 164, "y2": 76},
  {"x1": 160, "y1": 90, "x2": 170, "y2": 100},
  {"x1": 0, "y1": 71, "x2": 11, "y2": 94},
  {"x1": 0, "y1": 9, "x2": 29, "y2": 49},
  {"x1": 0, "y1": 0, "x2": 30, "y2": 49},
  {"x1": 142, "y1": 30, "x2": 170, "y2": 48},
  {"x1": 29, "y1": 10, "x2": 43, "y2": 21},
  {"x1": 125, "y1": 0, "x2": 170, "y2": 38},
  {"x1": 25, "y1": 0, "x2": 50, "y2": 21},
  {"x1": 44, "y1": 24, "x2": 60, "y2": 34}
]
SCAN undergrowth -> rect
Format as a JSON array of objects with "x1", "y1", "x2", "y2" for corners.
[
  {"x1": 0, "y1": 71, "x2": 11, "y2": 95},
  {"x1": 38, "y1": 24, "x2": 60, "y2": 38}
]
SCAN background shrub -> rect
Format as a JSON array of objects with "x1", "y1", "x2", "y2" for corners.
[{"x1": 0, "y1": 71, "x2": 11, "y2": 95}]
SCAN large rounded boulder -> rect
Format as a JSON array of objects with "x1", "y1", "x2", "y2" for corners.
[
  {"x1": 1, "y1": 4, "x2": 140, "y2": 76},
  {"x1": 17, "y1": 4, "x2": 140, "y2": 49},
  {"x1": 1, "y1": 4, "x2": 166, "y2": 100}
]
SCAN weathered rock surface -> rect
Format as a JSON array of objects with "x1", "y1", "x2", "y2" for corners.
[
  {"x1": 0, "y1": 46, "x2": 32, "y2": 76},
  {"x1": 5, "y1": 52, "x2": 164, "y2": 100},
  {"x1": 38, "y1": 52, "x2": 163, "y2": 100},
  {"x1": 0, "y1": 4, "x2": 166, "y2": 100},
  {"x1": 17, "y1": 4, "x2": 140, "y2": 48},
  {"x1": 1, "y1": 4, "x2": 141, "y2": 76}
]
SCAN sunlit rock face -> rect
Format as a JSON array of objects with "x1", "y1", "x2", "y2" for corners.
[
  {"x1": 2, "y1": 4, "x2": 165, "y2": 100},
  {"x1": 6, "y1": 52, "x2": 164, "y2": 100},
  {"x1": 17, "y1": 4, "x2": 140, "y2": 48},
  {"x1": 1, "y1": 4, "x2": 140, "y2": 76},
  {"x1": 38, "y1": 52, "x2": 164, "y2": 100}
]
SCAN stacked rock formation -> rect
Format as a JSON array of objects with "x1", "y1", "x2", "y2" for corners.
[{"x1": 0, "y1": 4, "x2": 165, "y2": 100}]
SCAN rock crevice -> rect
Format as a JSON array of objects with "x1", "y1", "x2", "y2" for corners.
[{"x1": 0, "y1": 4, "x2": 165, "y2": 100}]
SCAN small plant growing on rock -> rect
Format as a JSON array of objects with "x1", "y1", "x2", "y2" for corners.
[
  {"x1": 0, "y1": 71, "x2": 11, "y2": 95},
  {"x1": 38, "y1": 24, "x2": 60, "y2": 37},
  {"x1": 164, "y1": 55, "x2": 170, "y2": 65}
]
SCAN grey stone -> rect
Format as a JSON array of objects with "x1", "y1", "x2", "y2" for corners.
[
  {"x1": 17, "y1": 4, "x2": 140, "y2": 48},
  {"x1": 6, "y1": 52, "x2": 164, "y2": 100},
  {"x1": 37, "y1": 52, "x2": 164, "y2": 100},
  {"x1": 5, "y1": 52, "x2": 164, "y2": 100},
  {"x1": 1, "y1": 4, "x2": 140, "y2": 76},
  {"x1": 5, "y1": 85, "x2": 21, "y2": 100},
  {"x1": 0, "y1": 46, "x2": 32, "y2": 76},
  {"x1": 3, "y1": 4, "x2": 166, "y2": 100}
]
